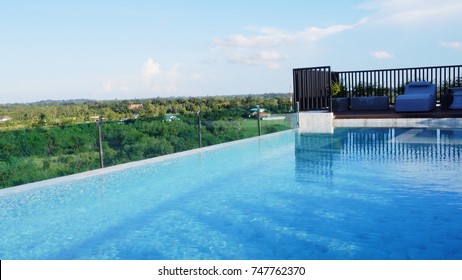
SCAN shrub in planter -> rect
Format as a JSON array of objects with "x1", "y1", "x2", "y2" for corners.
[
  {"x1": 350, "y1": 83, "x2": 389, "y2": 110},
  {"x1": 331, "y1": 81, "x2": 349, "y2": 112},
  {"x1": 440, "y1": 80, "x2": 461, "y2": 110},
  {"x1": 440, "y1": 90, "x2": 454, "y2": 110}
]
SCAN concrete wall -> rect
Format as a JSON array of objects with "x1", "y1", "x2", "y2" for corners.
[
  {"x1": 298, "y1": 111, "x2": 334, "y2": 133},
  {"x1": 299, "y1": 111, "x2": 462, "y2": 133}
]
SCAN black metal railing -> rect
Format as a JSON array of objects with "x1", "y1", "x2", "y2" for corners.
[
  {"x1": 294, "y1": 64, "x2": 462, "y2": 111},
  {"x1": 293, "y1": 66, "x2": 331, "y2": 111},
  {"x1": 335, "y1": 65, "x2": 462, "y2": 102}
]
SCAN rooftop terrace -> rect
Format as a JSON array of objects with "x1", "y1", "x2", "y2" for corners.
[{"x1": 293, "y1": 64, "x2": 462, "y2": 112}]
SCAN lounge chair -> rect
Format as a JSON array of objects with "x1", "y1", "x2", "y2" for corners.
[{"x1": 395, "y1": 81, "x2": 436, "y2": 112}]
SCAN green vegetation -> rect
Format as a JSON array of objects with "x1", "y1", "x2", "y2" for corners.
[
  {"x1": 351, "y1": 82, "x2": 389, "y2": 97},
  {"x1": 0, "y1": 94, "x2": 291, "y2": 128},
  {"x1": 331, "y1": 81, "x2": 348, "y2": 98},
  {"x1": 0, "y1": 94, "x2": 294, "y2": 188}
]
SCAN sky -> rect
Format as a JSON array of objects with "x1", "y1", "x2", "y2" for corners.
[{"x1": 1, "y1": 0, "x2": 461, "y2": 103}]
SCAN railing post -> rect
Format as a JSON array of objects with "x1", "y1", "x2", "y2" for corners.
[
  {"x1": 296, "y1": 101, "x2": 300, "y2": 128},
  {"x1": 196, "y1": 110, "x2": 202, "y2": 148},
  {"x1": 257, "y1": 105, "x2": 262, "y2": 136},
  {"x1": 97, "y1": 116, "x2": 104, "y2": 168},
  {"x1": 329, "y1": 68, "x2": 333, "y2": 112}
]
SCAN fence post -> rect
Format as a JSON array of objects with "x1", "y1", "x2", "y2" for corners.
[
  {"x1": 97, "y1": 116, "x2": 104, "y2": 168},
  {"x1": 196, "y1": 110, "x2": 202, "y2": 148},
  {"x1": 257, "y1": 105, "x2": 262, "y2": 136},
  {"x1": 296, "y1": 101, "x2": 300, "y2": 128}
]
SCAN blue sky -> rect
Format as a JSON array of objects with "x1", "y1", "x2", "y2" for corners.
[{"x1": 1, "y1": 0, "x2": 461, "y2": 103}]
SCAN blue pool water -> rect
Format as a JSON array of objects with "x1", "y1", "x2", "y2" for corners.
[{"x1": 1, "y1": 128, "x2": 461, "y2": 260}]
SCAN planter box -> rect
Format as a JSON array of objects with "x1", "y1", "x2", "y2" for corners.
[
  {"x1": 440, "y1": 94, "x2": 454, "y2": 110},
  {"x1": 350, "y1": 96, "x2": 389, "y2": 111},
  {"x1": 449, "y1": 87, "x2": 462, "y2": 109},
  {"x1": 332, "y1": 97, "x2": 349, "y2": 112}
]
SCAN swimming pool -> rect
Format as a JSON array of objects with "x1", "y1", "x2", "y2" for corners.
[{"x1": 1, "y1": 128, "x2": 461, "y2": 260}]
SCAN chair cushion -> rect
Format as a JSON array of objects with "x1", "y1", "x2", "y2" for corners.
[
  {"x1": 396, "y1": 93, "x2": 433, "y2": 101},
  {"x1": 395, "y1": 81, "x2": 436, "y2": 112},
  {"x1": 408, "y1": 81, "x2": 432, "y2": 87},
  {"x1": 395, "y1": 93, "x2": 435, "y2": 112}
]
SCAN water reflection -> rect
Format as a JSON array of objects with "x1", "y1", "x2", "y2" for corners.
[{"x1": 295, "y1": 128, "x2": 462, "y2": 183}]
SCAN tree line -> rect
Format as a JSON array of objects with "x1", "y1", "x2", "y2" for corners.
[{"x1": 1, "y1": 94, "x2": 291, "y2": 128}]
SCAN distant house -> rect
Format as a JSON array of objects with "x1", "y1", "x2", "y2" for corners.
[
  {"x1": 0, "y1": 115, "x2": 12, "y2": 122},
  {"x1": 248, "y1": 107, "x2": 270, "y2": 118},
  {"x1": 129, "y1": 104, "x2": 143, "y2": 110},
  {"x1": 165, "y1": 114, "x2": 179, "y2": 121},
  {"x1": 90, "y1": 116, "x2": 100, "y2": 122},
  {"x1": 118, "y1": 118, "x2": 129, "y2": 124}
]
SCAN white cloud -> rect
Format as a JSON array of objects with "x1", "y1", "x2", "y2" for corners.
[
  {"x1": 359, "y1": 0, "x2": 462, "y2": 25},
  {"x1": 440, "y1": 41, "x2": 462, "y2": 51},
  {"x1": 102, "y1": 80, "x2": 112, "y2": 92},
  {"x1": 142, "y1": 58, "x2": 161, "y2": 82},
  {"x1": 214, "y1": 18, "x2": 367, "y2": 48},
  {"x1": 259, "y1": 50, "x2": 285, "y2": 61},
  {"x1": 141, "y1": 58, "x2": 180, "y2": 93},
  {"x1": 370, "y1": 50, "x2": 394, "y2": 59},
  {"x1": 227, "y1": 50, "x2": 288, "y2": 69},
  {"x1": 96, "y1": 59, "x2": 180, "y2": 97},
  {"x1": 213, "y1": 18, "x2": 366, "y2": 69},
  {"x1": 97, "y1": 75, "x2": 139, "y2": 97},
  {"x1": 165, "y1": 63, "x2": 180, "y2": 80},
  {"x1": 213, "y1": 27, "x2": 290, "y2": 47},
  {"x1": 298, "y1": 19, "x2": 368, "y2": 42}
]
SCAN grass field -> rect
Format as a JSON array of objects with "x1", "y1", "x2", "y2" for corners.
[{"x1": 240, "y1": 117, "x2": 292, "y2": 138}]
